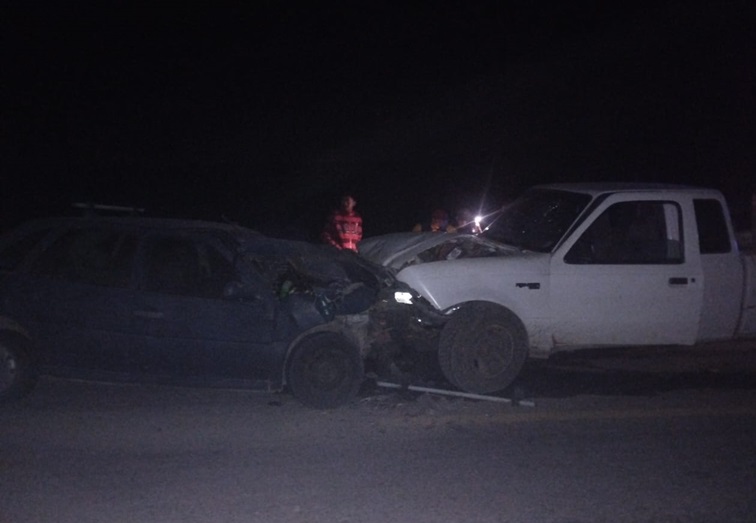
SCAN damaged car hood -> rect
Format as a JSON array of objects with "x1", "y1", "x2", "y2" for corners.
[
  {"x1": 231, "y1": 235, "x2": 398, "y2": 324},
  {"x1": 239, "y1": 235, "x2": 394, "y2": 289}
]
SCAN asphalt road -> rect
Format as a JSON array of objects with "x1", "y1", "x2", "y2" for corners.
[{"x1": 2, "y1": 343, "x2": 755, "y2": 523}]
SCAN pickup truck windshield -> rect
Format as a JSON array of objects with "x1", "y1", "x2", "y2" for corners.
[{"x1": 483, "y1": 189, "x2": 592, "y2": 252}]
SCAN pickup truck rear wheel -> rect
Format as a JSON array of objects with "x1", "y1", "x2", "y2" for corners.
[
  {"x1": 438, "y1": 303, "x2": 528, "y2": 394},
  {"x1": 287, "y1": 333, "x2": 364, "y2": 409},
  {"x1": 0, "y1": 332, "x2": 38, "y2": 403}
]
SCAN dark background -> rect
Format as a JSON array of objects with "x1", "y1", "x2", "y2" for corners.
[{"x1": 3, "y1": 2, "x2": 754, "y2": 240}]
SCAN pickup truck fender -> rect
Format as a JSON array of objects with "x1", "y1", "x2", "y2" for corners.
[{"x1": 396, "y1": 253, "x2": 552, "y2": 351}]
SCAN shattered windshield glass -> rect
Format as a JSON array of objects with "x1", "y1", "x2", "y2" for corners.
[
  {"x1": 483, "y1": 189, "x2": 592, "y2": 252},
  {"x1": 237, "y1": 236, "x2": 389, "y2": 294}
]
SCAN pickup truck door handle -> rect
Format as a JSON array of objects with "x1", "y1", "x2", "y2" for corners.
[{"x1": 668, "y1": 277, "x2": 688, "y2": 285}]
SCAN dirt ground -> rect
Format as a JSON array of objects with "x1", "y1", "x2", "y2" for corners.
[{"x1": 2, "y1": 344, "x2": 756, "y2": 523}]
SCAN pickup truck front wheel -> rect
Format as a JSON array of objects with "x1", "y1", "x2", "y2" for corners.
[{"x1": 438, "y1": 303, "x2": 528, "y2": 394}]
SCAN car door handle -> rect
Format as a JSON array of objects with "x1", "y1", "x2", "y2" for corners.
[
  {"x1": 668, "y1": 277, "x2": 688, "y2": 285},
  {"x1": 133, "y1": 310, "x2": 164, "y2": 319}
]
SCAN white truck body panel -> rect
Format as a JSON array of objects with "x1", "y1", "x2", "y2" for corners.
[
  {"x1": 698, "y1": 249, "x2": 744, "y2": 340},
  {"x1": 548, "y1": 258, "x2": 703, "y2": 348},
  {"x1": 398, "y1": 253, "x2": 551, "y2": 323},
  {"x1": 736, "y1": 254, "x2": 756, "y2": 337}
]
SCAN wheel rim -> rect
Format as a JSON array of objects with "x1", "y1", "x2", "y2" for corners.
[
  {"x1": 463, "y1": 325, "x2": 514, "y2": 379},
  {"x1": 289, "y1": 334, "x2": 363, "y2": 408},
  {"x1": 303, "y1": 347, "x2": 350, "y2": 391},
  {"x1": 458, "y1": 325, "x2": 514, "y2": 380}
]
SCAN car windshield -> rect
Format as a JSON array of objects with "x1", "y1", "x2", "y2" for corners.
[
  {"x1": 483, "y1": 188, "x2": 592, "y2": 252},
  {"x1": 238, "y1": 236, "x2": 388, "y2": 290}
]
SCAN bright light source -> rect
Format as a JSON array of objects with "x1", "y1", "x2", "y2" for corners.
[
  {"x1": 394, "y1": 291, "x2": 414, "y2": 305},
  {"x1": 474, "y1": 215, "x2": 482, "y2": 226}
]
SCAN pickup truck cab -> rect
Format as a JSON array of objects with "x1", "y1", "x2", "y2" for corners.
[{"x1": 360, "y1": 183, "x2": 756, "y2": 394}]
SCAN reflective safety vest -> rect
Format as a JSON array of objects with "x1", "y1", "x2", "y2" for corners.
[{"x1": 323, "y1": 211, "x2": 362, "y2": 252}]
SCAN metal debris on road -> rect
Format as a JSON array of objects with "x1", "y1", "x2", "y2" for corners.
[{"x1": 375, "y1": 380, "x2": 536, "y2": 407}]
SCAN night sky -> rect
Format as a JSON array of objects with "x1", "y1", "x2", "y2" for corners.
[{"x1": 3, "y1": 2, "x2": 755, "y2": 239}]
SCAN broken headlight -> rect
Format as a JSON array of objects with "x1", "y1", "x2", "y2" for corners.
[{"x1": 393, "y1": 291, "x2": 414, "y2": 305}]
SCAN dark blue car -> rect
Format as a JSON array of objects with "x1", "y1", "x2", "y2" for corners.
[{"x1": 0, "y1": 216, "x2": 427, "y2": 408}]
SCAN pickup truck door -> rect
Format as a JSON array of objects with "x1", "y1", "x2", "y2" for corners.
[{"x1": 548, "y1": 196, "x2": 704, "y2": 347}]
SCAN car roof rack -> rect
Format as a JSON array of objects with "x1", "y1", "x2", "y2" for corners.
[{"x1": 72, "y1": 202, "x2": 146, "y2": 216}]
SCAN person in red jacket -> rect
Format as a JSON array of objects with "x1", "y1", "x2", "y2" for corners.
[{"x1": 321, "y1": 194, "x2": 363, "y2": 252}]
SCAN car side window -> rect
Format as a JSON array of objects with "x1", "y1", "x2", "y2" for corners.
[
  {"x1": 565, "y1": 201, "x2": 683, "y2": 265},
  {"x1": 143, "y1": 236, "x2": 236, "y2": 299},
  {"x1": 30, "y1": 228, "x2": 138, "y2": 287}
]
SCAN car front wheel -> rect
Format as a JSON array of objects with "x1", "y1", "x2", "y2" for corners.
[
  {"x1": 0, "y1": 332, "x2": 38, "y2": 402},
  {"x1": 287, "y1": 333, "x2": 364, "y2": 409},
  {"x1": 438, "y1": 302, "x2": 528, "y2": 394}
]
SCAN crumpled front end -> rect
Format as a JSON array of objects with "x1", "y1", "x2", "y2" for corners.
[
  {"x1": 235, "y1": 237, "x2": 447, "y2": 381},
  {"x1": 360, "y1": 283, "x2": 447, "y2": 381}
]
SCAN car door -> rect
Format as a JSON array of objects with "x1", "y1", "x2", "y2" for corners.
[
  {"x1": 132, "y1": 231, "x2": 278, "y2": 382},
  {"x1": 4, "y1": 224, "x2": 142, "y2": 372},
  {"x1": 548, "y1": 196, "x2": 704, "y2": 347}
]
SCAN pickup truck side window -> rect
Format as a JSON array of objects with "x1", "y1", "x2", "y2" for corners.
[
  {"x1": 693, "y1": 199, "x2": 731, "y2": 254},
  {"x1": 565, "y1": 201, "x2": 683, "y2": 264}
]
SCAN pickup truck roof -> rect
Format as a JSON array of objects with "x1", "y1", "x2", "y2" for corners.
[{"x1": 536, "y1": 182, "x2": 719, "y2": 197}]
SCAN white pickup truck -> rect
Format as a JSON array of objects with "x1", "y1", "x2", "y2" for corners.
[{"x1": 360, "y1": 183, "x2": 756, "y2": 394}]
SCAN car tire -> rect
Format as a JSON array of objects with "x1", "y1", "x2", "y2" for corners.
[
  {"x1": 0, "y1": 331, "x2": 38, "y2": 402},
  {"x1": 438, "y1": 302, "x2": 528, "y2": 394},
  {"x1": 287, "y1": 333, "x2": 364, "y2": 409}
]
